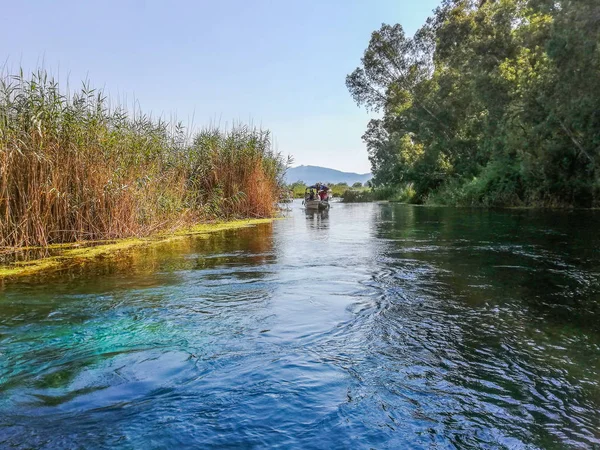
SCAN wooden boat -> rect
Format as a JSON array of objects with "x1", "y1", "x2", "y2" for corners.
[
  {"x1": 304, "y1": 199, "x2": 329, "y2": 210},
  {"x1": 303, "y1": 184, "x2": 330, "y2": 210}
]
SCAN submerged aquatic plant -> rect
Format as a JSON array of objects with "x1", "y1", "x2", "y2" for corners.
[{"x1": 0, "y1": 69, "x2": 286, "y2": 247}]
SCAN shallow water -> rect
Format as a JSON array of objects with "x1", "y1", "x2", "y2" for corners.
[{"x1": 1, "y1": 201, "x2": 599, "y2": 449}]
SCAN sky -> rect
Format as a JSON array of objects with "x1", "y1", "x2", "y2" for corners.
[{"x1": 0, "y1": 0, "x2": 440, "y2": 173}]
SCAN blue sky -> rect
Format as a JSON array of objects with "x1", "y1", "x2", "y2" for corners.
[{"x1": 1, "y1": 0, "x2": 440, "y2": 173}]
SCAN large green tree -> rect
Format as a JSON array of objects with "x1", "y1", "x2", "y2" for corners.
[{"x1": 348, "y1": 0, "x2": 600, "y2": 207}]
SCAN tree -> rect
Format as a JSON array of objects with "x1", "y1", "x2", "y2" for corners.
[{"x1": 347, "y1": 0, "x2": 600, "y2": 207}]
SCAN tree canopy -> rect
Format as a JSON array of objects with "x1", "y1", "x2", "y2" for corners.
[{"x1": 348, "y1": 0, "x2": 600, "y2": 207}]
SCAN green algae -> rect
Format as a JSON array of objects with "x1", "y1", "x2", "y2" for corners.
[
  {"x1": 175, "y1": 218, "x2": 275, "y2": 235},
  {"x1": 0, "y1": 218, "x2": 275, "y2": 279}
]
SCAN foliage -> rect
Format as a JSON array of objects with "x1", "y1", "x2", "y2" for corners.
[
  {"x1": 289, "y1": 181, "x2": 308, "y2": 198},
  {"x1": 341, "y1": 189, "x2": 374, "y2": 203},
  {"x1": 340, "y1": 184, "x2": 417, "y2": 203},
  {"x1": 372, "y1": 184, "x2": 418, "y2": 203},
  {"x1": 287, "y1": 181, "x2": 361, "y2": 198},
  {"x1": 329, "y1": 183, "x2": 350, "y2": 197},
  {"x1": 348, "y1": 0, "x2": 600, "y2": 207},
  {"x1": 0, "y1": 70, "x2": 286, "y2": 247}
]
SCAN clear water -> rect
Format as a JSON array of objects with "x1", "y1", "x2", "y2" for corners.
[{"x1": 1, "y1": 201, "x2": 599, "y2": 449}]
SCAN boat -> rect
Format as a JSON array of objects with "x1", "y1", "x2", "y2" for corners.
[{"x1": 303, "y1": 184, "x2": 330, "y2": 210}]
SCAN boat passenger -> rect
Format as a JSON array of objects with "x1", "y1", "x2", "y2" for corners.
[
  {"x1": 309, "y1": 189, "x2": 315, "y2": 201},
  {"x1": 319, "y1": 189, "x2": 327, "y2": 201}
]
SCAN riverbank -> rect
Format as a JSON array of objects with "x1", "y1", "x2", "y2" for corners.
[
  {"x1": 340, "y1": 185, "x2": 600, "y2": 210},
  {"x1": 0, "y1": 218, "x2": 274, "y2": 279}
]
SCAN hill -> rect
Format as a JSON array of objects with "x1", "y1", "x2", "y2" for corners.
[{"x1": 285, "y1": 165, "x2": 371, "y2": 185}]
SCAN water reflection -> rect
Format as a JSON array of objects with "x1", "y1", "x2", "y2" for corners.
[
  {"x1": 304, "y1": 209, "x2": 329, "y2": 230},
  {"x1": 365, "y1": 205, "x2": 600, "y2": 447}
]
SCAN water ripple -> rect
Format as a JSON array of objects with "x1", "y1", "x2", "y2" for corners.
[{"x1": 1, "y1": 202, "x2": 600, "y2": 448}]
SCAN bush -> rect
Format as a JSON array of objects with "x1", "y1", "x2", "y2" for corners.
[
  {"x1": 341, "y1": 184, "x2": 418, "y2": 203},
  {"x1": 341, "y1": 189, "x2": 374, "y2": 202},
  {"x1": 426, "y1": 160, "x2": 523, "y2": 207},
  {"x1": 371, "y1": 184, "x2": 417, "y2": 203}
]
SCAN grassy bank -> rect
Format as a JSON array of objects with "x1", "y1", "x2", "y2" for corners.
[
  {"x1": 0, "y1": 218, "x2": 274, "y2": 279},
  {"x1": 340, "y1": 185, "x2": 417, "y2": 203},
  {"x1": 0, "y1": 70, "x2": 286, "y2": 249}
]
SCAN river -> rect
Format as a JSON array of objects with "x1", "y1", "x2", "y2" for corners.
[{"x1": 1, "y1": 201, "x2": 599, "y2": 449}]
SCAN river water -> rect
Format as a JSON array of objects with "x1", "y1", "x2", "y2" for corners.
[{"x1": 1, "y1": 201, "x2": 599, "y2": 449}]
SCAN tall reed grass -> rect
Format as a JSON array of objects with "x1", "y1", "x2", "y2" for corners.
[{"x1": 0, "y1": 70, "x2": 286, "y2": 247}]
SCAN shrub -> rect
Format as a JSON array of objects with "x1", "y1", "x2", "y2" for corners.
[{"x1": 341, "y1": 189, "x2": 374, "y2": 202}]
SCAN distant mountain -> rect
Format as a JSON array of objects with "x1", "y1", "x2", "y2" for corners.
[{"x1": 285, "y1": 165, "x2": 371, "y2": 186}]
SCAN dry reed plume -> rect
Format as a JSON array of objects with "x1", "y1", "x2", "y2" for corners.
[{"x1": 0, "y1": 70, "x2": 286, "y2": 248}]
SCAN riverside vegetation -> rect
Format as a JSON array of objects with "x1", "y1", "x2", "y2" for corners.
[
  {"x1": 287, "y1": 181, "x2": 386, "y2": 203},
  {"x1": 287, "y1": 181, "x2": 416, "y2": 204},
  {"x1": 288, "y1": 181, "x2": 368, "y2": 199},
  {"x1": 0, "y1": 70, "x2": 286, "y2": 251},
  {"x1": 347, "y1": 0, "x2": 600, "y2": 207}
]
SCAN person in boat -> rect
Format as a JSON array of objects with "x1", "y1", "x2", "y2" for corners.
[
  {"x1": 319, "y1": 187, "x2": 327, "y2": 201},
  {"x1": 309, "y1": 189, "x2": 315, "y2": 201}
]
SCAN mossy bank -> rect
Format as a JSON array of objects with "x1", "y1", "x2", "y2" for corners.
[{"x1": 0, "y1": 218, "x2": 274, "y2": 279}]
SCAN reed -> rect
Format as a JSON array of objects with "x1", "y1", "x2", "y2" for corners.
[{"x1": 0, "y1": 69, "x2": 286, "y2": 248}]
